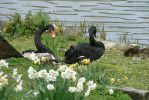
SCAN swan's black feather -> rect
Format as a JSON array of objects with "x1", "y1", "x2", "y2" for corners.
[
  {"x1": 23, "y1": 24, "x2": 58, "y2": 63},
  {"x1": 64, "y1": 26, "x2": 105, "y2": 64}
]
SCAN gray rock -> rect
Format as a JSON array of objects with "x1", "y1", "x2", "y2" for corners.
[{"x1": 108, "y1": 86, "x2": 149, "y2": 100}]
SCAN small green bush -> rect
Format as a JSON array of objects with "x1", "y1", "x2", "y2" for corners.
[
  {"x1": 3, "y1": 11, "x2": 51, "y2": 37},
  {"x1": 99, "y1": 25, "x2": 106, "y2": 41}
]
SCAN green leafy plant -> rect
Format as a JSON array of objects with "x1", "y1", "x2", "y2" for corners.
[
  {"x1": 3, "y1": 11, "x2": 51, "y2": 37},
  {"x1": 118, "y1": 32, "x2": 129, "y2": 43},
  {"x1": 0, "y1": 85, "x2": 11, "y2": 100},
  {"x1": 76, "y1": 63, "x2": 109, "y2": 86},
  {"x1": 99, "y1": 25, "x2": 106, "y2": 41}
]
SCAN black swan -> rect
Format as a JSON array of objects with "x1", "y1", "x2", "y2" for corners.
[
  {"x1": 64, "y1": 26, "x2": 105, "y2": 64},
  {"x1": 23, "y1": 24, "x2": 58, "y2": 62}
]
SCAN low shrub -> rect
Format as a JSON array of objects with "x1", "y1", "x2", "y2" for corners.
[{"x1": 3, "y1": 11, "x2": 51, "y2": 37}]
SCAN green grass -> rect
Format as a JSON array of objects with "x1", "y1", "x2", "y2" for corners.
[
  {"x1": 100, "y1": 49, "x2": 149, "y2": 90},
  {"x1": 1, "y1": 33, "x2": 148, "y2": 99},
  {"x1": 4, "y1": 33, "x2": 149, "y2": 90},
  {"x1": 0, "y1": 11, "x2": 133, "y2": 100}
]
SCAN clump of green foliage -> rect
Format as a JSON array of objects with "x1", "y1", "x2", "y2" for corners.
[
  {"x1": 3, "y1": 11, "x2": 51, "y2": 37},
  {"x1": 118, "y1": 32, "x2": 129, "y2": 43},
  {"x1": 99, "y1": 25, "x2": 106, "y2": 41}
]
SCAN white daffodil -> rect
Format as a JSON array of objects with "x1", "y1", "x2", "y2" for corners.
[
  {"x1": 14, "y1": 80, "x2": 23, "y2": 92},
  {"x1": 14, "y1": 74, "x2": 22, "y2": 83},
  {"x1": 47, "y1": 84, "x2": 55, "y2": 91},
  {"x1": 28, "y1": 52, "x2": 40, "y2": 64},
  {"x1": 33, "y1": 91, "x2": 39, "y2": 96},
  {"x1": 28, "y1": 66, "x2": 38, "y2": 79},
  {"x1": 28, "y1": 52, "x2": 38, "y2": 61},
  {"x1": 34, "y1": 59, "x2": 40, "y2": 64},
  {"x1": 12, "y1": 68, "x2": 18, "y2": 78},
  {"x1": 37, "y1": 69, "x2": 47, "y2": 78},
  {"x1": 108, "y1": 88, "x2": 114, "y2": 95},
  {"x1": 75, "y1": 77, "x2": 86, "y2": 92},
  {"x1": 87, "y1": 81, "x2": 97, "y2": 90},
  {"x1": 84, "y1": 89, "x2": 91, "y2": 97},
  {"x1": 0, "y1": 75, "x2": 8, "y2": 88},
  {"x1": 68, "y1": 87, "x2": 77, "y2": 93},
  {"x1": 0, "y1": 71, "x2": 4, "y2": 76},
  {"x1": 58, "y1": 65, "x2": 67, "y2": 72},
  {"x1": 0, "y1": 71, "x2": 7, "y2": 78},
  {"x1": 61, "y1": 67, "x2": 77, "y2": 81},
  {"x1": 49, "y1": 69, "x2": 59, "y2": 77},
  {"x1": 46, "y1": 69, "x2": 59, "y2": 82},
  {"x1": 84, "y1": 80, "x2": 97, "y2": 97},
  {"x1": 0, "y1": 59, "x2": 9, "y2": 68},
  {"x1": 76, "y1": 83, "x2": 84, "y2": 93},
  {"x1": 78, "y1": 77, "x2": 86, "y2": 84},
  {"x1": 12, "y1": 68, "x2": 22, "y2": 83}
]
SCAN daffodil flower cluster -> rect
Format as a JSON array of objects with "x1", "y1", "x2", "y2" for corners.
[
  {"x1": 28, "y1": 66, "x2": 59, "y2": 91},
  {"x1": 28, "y1": 67, "x2": 38, "y2": 79},
  {"x1": 28, "y1": 52, "x2": 51, "y2": 64},
  {"x1": 0, "y1": 71, "x2": 8, "y2": 88},
  {"x1": 110, "y1": 78, "x2": 116, "y2": 84},
  {"x1": 81, "y1": 59, "x2": 91, "y2": 65},
  {"x1": 61, "y1": 67, "x2": 77, "y2": 82},
  {"x1": 0, "y1": 60, "x2": 9, "y2": 89},
  {"x1": 68, "y1": 77, "x2": 86, "y2": 93},
  {"x1": 0, "y1": 59, "x2": 9, "y2": 68},
  {"x1": 28, "y1": 66, "x2": 59, "y2": 82},
  {"x1": 59, "y1": 66, "x2": 97, "y2": 97},
  {"x1": 12, "y1": 68, "x2": 23, "y2": 92},
  {"x1": 68, "y1": 77, "x2": 97, "y2": 97},
  {"x1": 84, "y1": 81, "x2": 97, "y2": 97},
  {"x1": 57, "y1": 65, "x2": 67, "y2": 72},
  {"x1": 28, "y1": 52, "x2": 40, "y2": 64},
  {"x1": 48, "y1": 69, "x2": 59, "y2": 82},
  {"x1": 28, "y1": 65, "x2": 97, "y2": 97}
]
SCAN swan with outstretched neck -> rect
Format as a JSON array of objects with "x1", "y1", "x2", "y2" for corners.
[
  {"x1": 23, "y1": 24, "x2": 59, "y2": 63},
  {"x1": 64, "y1": 26, "x2": 105, "y2": 64}
]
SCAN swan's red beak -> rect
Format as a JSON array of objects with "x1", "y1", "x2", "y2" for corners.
[
  {"x1": 50, "y1": 30, "x2": 56, "y2": 38},
  {"x1": 49, "y1": 24, "x2": 59, "y2": 38}
]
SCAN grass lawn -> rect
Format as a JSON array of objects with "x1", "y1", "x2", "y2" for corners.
[{"x1": 1, "y1": 33, "x2": 149, "y2": 99}]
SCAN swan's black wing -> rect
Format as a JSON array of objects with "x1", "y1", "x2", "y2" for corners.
[
  {"x1": 76, "y1": 43, "x2": 105, "y2": 61},
  {"x1": 64, "y1": 45, "x2": 82, "y2": 64},
  {"x1": 64, "y1": 26, "x2": 105, "y2": 64},
  {"x1": 64, "y1": 43, "x2": 105, "y2": 64}
]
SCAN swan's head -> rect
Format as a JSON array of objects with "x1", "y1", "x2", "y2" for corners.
[
  {"x1": 48, "y1": 24, "x2": 59, "y2": 38},
  {"x1": 89, "y1": 26, "x2": 97, "y2": 37}
]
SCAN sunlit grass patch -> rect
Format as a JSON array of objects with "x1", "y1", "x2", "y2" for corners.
[{"x1": 5, "y1": 34, "x2": 149, "y2": 90}]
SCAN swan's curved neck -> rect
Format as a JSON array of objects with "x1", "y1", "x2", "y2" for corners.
[
  {"x1": 35, "y1": 25, "x2": 48, "y2": 49},
  {"x1": 89, "y1": 26, "x2": 105, "y2": 49},
  {"x1": 89, "y1": 29, "x2": 96, "y2": 46},
  {"x1": 34, "y1": 24, "x2": 57, "y2": 58}
]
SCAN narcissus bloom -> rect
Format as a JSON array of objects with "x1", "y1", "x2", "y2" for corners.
[
  {"x1": 0, "y1": 59, "x2": 9, "y2": 68},
  {"x1": 81, "y1": 59, "x2": 91, "y2": 65},
  {"x1": 47, "y1": 84, "x2": 55, "y2": 90},
  {"x1": 0, "y1": 72, "x2": 8, "y2": 88},
  {"x1": 108, "y1": 89, "x2": 114, "y2": 95},
  {"x1": 110, "y1": 78, "x2": 115, "y2": 84}
]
